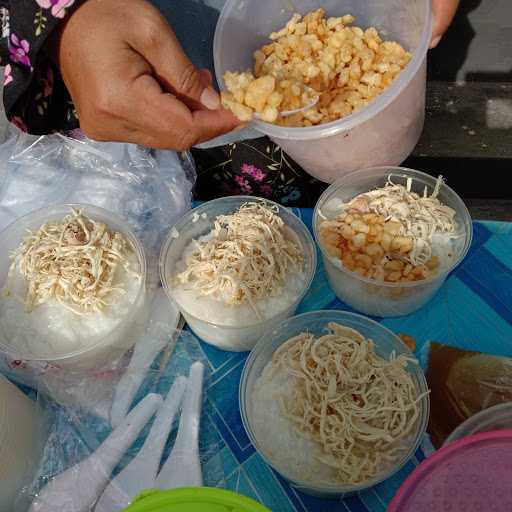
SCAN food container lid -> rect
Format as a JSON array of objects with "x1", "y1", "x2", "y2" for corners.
[
  {"x1": 388, "y1": 430, "x2": 512, "y2": 511},
  {"x1": 122, "y1": 488, "x2": 271, "y2": 512}
]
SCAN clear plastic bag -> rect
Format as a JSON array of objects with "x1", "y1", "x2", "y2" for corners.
[
  {"x1": 0, "y1": 129, "x2": 194, "y2": 394},
  {"x1": 0, "y1": 130, "x2": 195, "y2": 270},
  {"x1": 14, "y1": 329, "x2": 229, "y2": 512}
]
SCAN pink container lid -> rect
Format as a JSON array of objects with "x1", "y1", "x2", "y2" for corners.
[{"x1": 388, "y1": 430, "x2": 512, "y2": 512}]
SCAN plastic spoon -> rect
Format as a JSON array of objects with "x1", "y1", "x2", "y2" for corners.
[
  {"x1": 110, "y1": 289, "x2": 180, "y2": 427},
  {"x1": 155, "y1": 362, "x2": 205, "y2": 489},
  {"x1": 255, "y1": 90, "x2": 319, "y2": 120},
  {"x1": 28, "y1": 393, "x2": 162, "y2": 512},
  {"x1": 95, "y1": 377, "x2": 187, "y2": 512}
]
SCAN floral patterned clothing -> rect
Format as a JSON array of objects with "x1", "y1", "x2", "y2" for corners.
[
  {"x1": 191, "y1": 139, "x2": 327, "y2": 207},
  {"x1": 0, "y1": 0, "x2": 324, "y2": 206}
]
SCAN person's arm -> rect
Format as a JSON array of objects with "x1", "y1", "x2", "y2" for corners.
[
  {"x1": 1, "y1": 0, "x2": 239, "y2": 148},
  {"x1": 52, "y1": 0, "x2": 239, "y2": 150},
  {"x1": 431, "y1": 0, "x2": 460, "y2": 48},
  {"x1": 1, "y1": 0, "x2": 83, "y2": 133}
]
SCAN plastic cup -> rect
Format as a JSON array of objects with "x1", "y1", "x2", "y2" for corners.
[
  {"x1": 240, "y1": 310, "x2": 429, "y2": 498},
  {"x1": 0, "y1": 203, "x2": 148, "y2": 369},
  {"x1": 313, "y1": 166, "x2": 473, "y2": 317},
  {"x1": 160, "y1": 196, "x2": 316, "y2": 352},
  {"x1": 0, "y1": 376, "x2": 40, "y2": 511},
  {"x1": 214, "y1": 0, "x2": 432, "y2": 183}
]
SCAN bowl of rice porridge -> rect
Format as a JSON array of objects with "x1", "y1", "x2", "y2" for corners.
[
  {"x1": 0, "y1": 204, "x2": 147, "y2": 369},
  {"x1": 160, "y1": 197, "x2": 316, "y2": 352},
  {"x1": 240, "y1": 310, "x2": 429, "y2": 497},
  {"x1": 314, "y1": 167, "x2": 472, "y2": 317}
]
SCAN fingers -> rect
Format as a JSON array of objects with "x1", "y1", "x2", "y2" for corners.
[
  {"x1": 199, "y1": 69, "x2": 213, "y2": 87},
  {"x1": 431, "y1": 0, "x2": 460, "y2": 48},
  {"x1": 129, "y1": 12, "x2": 221, "y2": 111},
  {"x1": 117, "y1": 74, "x2": 240, "y2": 150}
]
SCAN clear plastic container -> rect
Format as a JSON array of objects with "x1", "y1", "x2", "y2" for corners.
[
  {"x1": 159, "y1": 196, "x2": 316, "y2": 352},
  {"x1": 214, "y1": 0, "x2": 432, "y2": 183},
  {"x1": 444, "y1": 403, "x2": 512, "y2": 446},
  {"x1": 0, "y1": 204, "x2": 148, "y2": 369},
  {"x1": 0, "y1": 376, "x2": 40, "y2": 511},
  {"x1": 313, "y1": 166, "x2": 473, "y2": 317},
  {"x1": 239, "y1": 310, "x2": 429, "y2": 498}
]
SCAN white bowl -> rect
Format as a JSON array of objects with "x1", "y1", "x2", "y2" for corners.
[
  {"x1": 160, "y1": 196, "x2": 316, "y2": 352},
  {"x1": 0, "y1": 203, "x2": 148, "y2": 369},
  {"x1": 240, "y1": 310, "x2": 429, "y2": 498},
  {"x1": 314, "y1": 166, "x2": 473, "y2": 317}
]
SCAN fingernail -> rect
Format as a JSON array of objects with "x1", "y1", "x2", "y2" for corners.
[
  {"x1": 429, "y1": 36, "x2": 441, "y2": 49},
  {"x1": 200, "y1": 87, "x2": 221, "y2": 110}
]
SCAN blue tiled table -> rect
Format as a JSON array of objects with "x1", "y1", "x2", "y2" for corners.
[
  {"x1": 27, "y1": 212, "x2": 512, "y2": 512},
  {"x1": 187, "y1": 211, "x2": 512, "y2": 512}
]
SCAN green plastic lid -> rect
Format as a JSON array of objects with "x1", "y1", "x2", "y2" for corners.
[{"x1": 122, "y1": 488, "x2": 271, "y2": 512}]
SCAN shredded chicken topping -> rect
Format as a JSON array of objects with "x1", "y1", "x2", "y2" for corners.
[
  {"x1": 7, "y1": 208, "x2": 138, "y2": 315},
  {"x1": 350, "y1": 175, "x2": 457, "y2": 265},
  {"x1": 271, "y1": 322, "x2": 426, "y2": 484},
  {"x1": 175, "y1": 202, "x2": 304, "y2": 315}
]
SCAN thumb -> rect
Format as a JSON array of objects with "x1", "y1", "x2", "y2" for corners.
[
  {"x1": 132, "y1": 16, "x2": 220, "y2": 110},
  {"x1": 431, "y1": 0, "x2": 460, "y2": 48}
]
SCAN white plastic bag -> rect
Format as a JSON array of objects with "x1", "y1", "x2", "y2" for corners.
[
  {"x1": 0, "y1": 130, "x2": 194, "y2": 395},
  {"x1": 15, "y1": 329, "x2": 228, "y2": 512},
  {"x1": 0, "y1": 130, "x2": 194, "y2": 268}
]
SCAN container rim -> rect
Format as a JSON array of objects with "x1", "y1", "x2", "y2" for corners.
[
  {"x1": 121, "y1": 487, "x2": 271, "y2": 512},
  {"x1": 159, "y1": 195, "x2": 317, "y2": 331},
  {"x1": 444, "y1": 402, "x2": 512, "y2": 446},
  {"x1": 214, "y1": 0, "x2": 433, "y2": 141},
  {"x1": 0, "y1": 203, "x2": 147, "y2": 362},
  {"x1": 313, "y1": 166, "x2": 474, "y2": 289},
  {"x1": 388, "y1": 429, "x2": 512, "y2": 512},
  {"x1": 239, "y1": 309, "x2": 430, "y2": 494}
]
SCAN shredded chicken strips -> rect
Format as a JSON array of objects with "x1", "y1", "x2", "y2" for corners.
[
  {"x1": 7, "y1": 209, "x2": 138, "y2": 315},
  {"x1": 271, "y1": 322, "x2": 426, "y2": 484},
  {"x1": 175, "y1": 202, "x2": 304, "y2": 316}
]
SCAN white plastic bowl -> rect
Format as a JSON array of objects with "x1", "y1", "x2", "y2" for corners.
[
  {"x1": 0, "y1": 204, "x2": 148, "y2": 369},
  {"x1": 314, "y1": 167, "x2": 473, "y2": 317},
  {"x1": 214, "y1": 0, "x2": 433, "y2": 183},
  {"x1": 160, "y1": 197, "x2": 316, "y2": 352},
  {"x1": 240, "y1": 310, "x2": 429, "y2": 498}
]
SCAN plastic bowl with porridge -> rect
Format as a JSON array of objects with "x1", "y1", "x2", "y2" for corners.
[
  {"x1": 314, "y1": 167, "x2": 472, "y2": 317},
  {"x1": 240, "y1": 310, "x2": 429, "y2": 497},
  {"x1": 160, "y1": 197, "x2": 316, "y2": 352},
  {"x1": 0, "y1": 204, "x2": 147, "y2": 369}
]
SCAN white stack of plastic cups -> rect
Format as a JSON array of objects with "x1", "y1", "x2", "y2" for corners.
[{"x1": 0, "y1": 376, "x2": 39, "y2": 511}]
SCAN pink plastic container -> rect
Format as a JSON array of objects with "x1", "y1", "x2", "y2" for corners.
[{"x1": 389, "y1": 430, "x2": 512, "y2": 512}]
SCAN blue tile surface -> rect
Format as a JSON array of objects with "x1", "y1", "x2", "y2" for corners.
[
  {"x1": 180, "y1": 214, "x2": 512, "y2": 511},
  {"x1": 31, "y1": 213, "x2": 512, "y2": 512}
]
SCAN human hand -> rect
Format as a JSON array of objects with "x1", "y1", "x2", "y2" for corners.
[
  {"x1": 53, "y1": 0, "x2": 240, "y2": 149},
  {"x1": 431, "y1": 0, "x2": 460, "y2": 48}
]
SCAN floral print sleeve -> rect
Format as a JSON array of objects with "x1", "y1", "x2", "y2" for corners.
[{"x1": 0, "y1": 0, "x2": 82, "y2": 134}]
